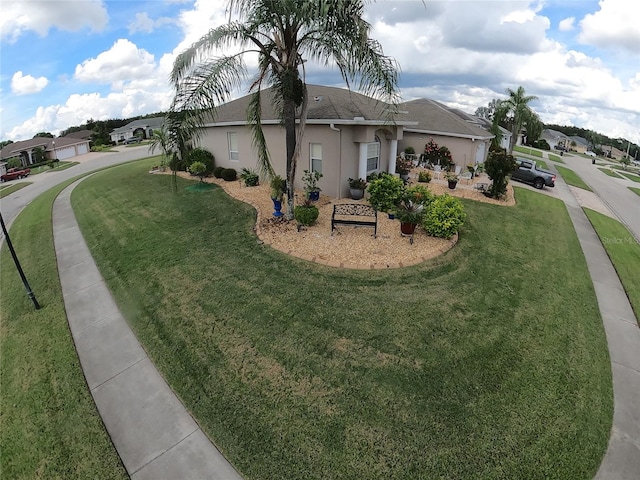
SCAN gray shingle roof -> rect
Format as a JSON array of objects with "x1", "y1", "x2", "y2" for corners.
[
  {"x1": 110, "y1": 116, "x2": 165, "y2": 135},
  {"x1": 0, "y1": 137, "x2": 88, "y2": 160}
]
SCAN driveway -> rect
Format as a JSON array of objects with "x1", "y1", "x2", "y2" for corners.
[{"x1": 0, "y1": 145, "x2": 153, "y2": 231}]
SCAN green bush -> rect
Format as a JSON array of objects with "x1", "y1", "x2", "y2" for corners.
[
  {"x1": 405, "y1": 184, "x2": 434, "y2": 207},
  {"x1": 169, "y1": 153, "x2": 189, "y2": 172},
  {"x1": 485, "y1": 150, "x2": 516, "y2": 199},
  {"x1": 213, "y1": 166, "x2": 225, "y2": 178},
  {"x1": 423, "y1": 194, "x2": 466, "y2": 239},
  {"x1": 221, "y1": 168, "x2": 237, "y2": 181},
  {"x1": 367, "y1": 173, "x2": 405, "y2": 212},
  {"x1": 240, "y1": 168, "x2": 259, "y2": 186},
  {"x1": 186, "y1": 148, "x2": 215, "y2": 175},
  {"x1": 294, "y1": 204, "x2": 319, "y2": 226},
  {"x1": 418, "y1": 170, "x2": 432, "y2": 183},
  {"x1": 6, "y1": 158, "x2": 22, "y2": 169},
  {"x1": 188, "y1": 161, "x2": 207, "y2": 181}
]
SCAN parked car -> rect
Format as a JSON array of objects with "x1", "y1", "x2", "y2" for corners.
[
  {"x1": 124, "y1": 137, "x2": 142, "y2": 144},
  {"x1": 1, "y1": 167, "x2": 31, "y2": 182},
  {"x1": 511, "y1": 158, "x2": 556, "y2": 189},
  {"x1": 585, "y1": 151, "x2": 596, "y2": 157},
  {"x1": 554, "y1": 144, "x2": 567, "y2": 152}
]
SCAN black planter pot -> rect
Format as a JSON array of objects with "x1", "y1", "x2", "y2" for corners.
[
  {"x1": 448, "y1": 180, "x2": 458, "y2": 190},
  {"x1": 308, "y1": 190, "x2": 320, "y2": 202}
]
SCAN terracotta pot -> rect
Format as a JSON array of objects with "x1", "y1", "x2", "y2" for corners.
[{"x1": 400, "y1": 222, "x2": 417, "y2": 235}]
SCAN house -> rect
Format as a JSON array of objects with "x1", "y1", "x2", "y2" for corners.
[
  {"x1": 398, "y1": 100, "x2": 494, "y2": 168},
  {"x1": 109, "y1": 117, "x2": 165, "y2": 144},
  {"x1": 541, "y1": 129, "x2": 570, "y2": 150},
  {"x1": 63, "y1": 129, "x2": 94, "y2": 141},
  {"x1": 0, "y1": 137, "x2": 90, "y2": 166},
  {"x1": 195, "y1": 85, "x2": 495, "y2": 199},
  {"x1": 568, "y1": 135, "x2": 589, "y2": 154}
]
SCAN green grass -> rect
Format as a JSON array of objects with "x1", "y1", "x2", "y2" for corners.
[
  {"x1": 599, "y1": 168, "x2": 623, "y2": 179},
  {"x1": 555, "y1": 165, "x2": 592, "y2": 191},
  {"x1": 584, "y1": 209, "x2": 640, "y2": 323},
  {"x1": 513, "y1": 145, "x2": 543, "y2": 157},
  {"x1": 30, "y1": 161, "x2": 79, "y2": 175},
  {"x1": 534, "y1": 159, "x2": 549, "y2": 169},
  {"x1": 71, "y1": 158, "x2": 612, "y2": 480},
  {"x1": 618, "y1": 171, "x2": 640, "y2": 183},
  {"x1": 548, "y1": 153, "x2": 563, "y2": 163},
  {"x1": 0, "y1": 178, "x2": 127, "y2": 479},
  {"x1": 0, "y1": 182, "x2": 31, "y2": 198},
  {"x1": 629, "y1": 187, "x2": 640, "y2": 197}
]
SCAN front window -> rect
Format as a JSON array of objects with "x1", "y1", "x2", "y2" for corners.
[
  {"x1": 228, "y1": 132, "x2": 239, "y2": 161},
  {"x1": 366, "y1": 137, "x2": 380, "y2": 172},
  {"x1": 310, "y1": 143, "x2": 322, "y2": 174}
]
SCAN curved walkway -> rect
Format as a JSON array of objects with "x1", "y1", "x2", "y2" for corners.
[
  {"x1": 52, "y1": 171, "x2": 639, "y2": 478},
  {"x1": 52, "y1": 176, "x2": 242, "y2": 480}
]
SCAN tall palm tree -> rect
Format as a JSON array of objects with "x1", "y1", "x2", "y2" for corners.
[
  {"x1": 494, "y1": 86, "x2": 538, "y2": 154},
  {"x1": 170, "y1": 0, "x2": 399, "y2": 218}
]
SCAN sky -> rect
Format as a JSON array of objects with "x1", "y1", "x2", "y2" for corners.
[{"x1": 1, "y1": 0, "x2": 639, "y2": 145}]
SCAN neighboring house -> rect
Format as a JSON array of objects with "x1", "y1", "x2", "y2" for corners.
[
  {"x1": 0, "y1": 137, "x2": 90, "y2": 166},
  {"x1": 569, "y1": 135, "x2": 589, "y2": 153},
  {"x1": 470, "y1": 115, "x2": 511, "y2": 151},
  {"x1": 64, "y1": 129, "x2": 94, "y2": 141},
  {"x1": 109, "y1": 117, "x2": 165, "y2": 143},
  {"x1": 195, "y1": 85, "x2": 495, "y2": 199},
  {"x1": 398, "y1": 100, "x2": 493, "y2": 169},
  {"x1": 541, "y1": 129, "x2": 570, "y2": 150}
]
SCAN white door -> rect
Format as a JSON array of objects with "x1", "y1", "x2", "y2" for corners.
[
  {"x1": 56, "y1": 146, "x2": 76, "y2": 160},
  {"x1": 77, "y1": 143, "x2": 89, "y2": 155},
  {"x1": 475, "y1": 141, "x2": 486, "y2": 164}
]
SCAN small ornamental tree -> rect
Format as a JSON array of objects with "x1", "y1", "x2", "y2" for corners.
[
  {"x1": 186, "y1": 147, "x2": 215, "y2": 175},
  {"x1": 367, "y1": 173, "x2": 405, "y2": 212},
  {"x1": 188, "y1": 161, "x2": 207, "y2": 182},
  {"x1": 484, "y1": 150, "x2": 516, "y2": 199}
]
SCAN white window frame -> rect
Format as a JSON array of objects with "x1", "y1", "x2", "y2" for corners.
[
  {"x1": 366, "y1": 137, "x2": 380, "y2": 173},
  {"x1": 228, "y1": 132, "x2": 239, "y2": 162},
  {"x1": 310, "y1": 143, "x2": 322, "y2": 174}
]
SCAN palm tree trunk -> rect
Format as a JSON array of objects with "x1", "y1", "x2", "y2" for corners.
[{"x1": 284, "y1": 98, "x2": 297, "y2": 220}]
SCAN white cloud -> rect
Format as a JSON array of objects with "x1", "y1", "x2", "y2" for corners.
[
  {"x1": 0, "y1": 0, "x2": 108, "y2": 43},
  {"x1": 578, "y1": 0, "x2": 640, "y2": 53},
  {"x1": 128, "y1": 12, "x2": 175, "y2": 35},
  {"x1": 11, "y1": 71, "x2": 49, "y2": 95},
  {"x1": 74, "y1": 39, "x2": 157, "y2": 87},
  {"x1": 558, "y1": 17, "x2": 575, "y2": 31}
]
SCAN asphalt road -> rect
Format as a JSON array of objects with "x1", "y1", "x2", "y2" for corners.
[
  {"x1": 1, "y1": 145, "x2": 154, "y2": 231},
  {"x1": 559, "y1": 154, "x2": 640, "y2": 243}
]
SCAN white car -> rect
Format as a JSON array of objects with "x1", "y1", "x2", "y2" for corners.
[{"x1": 585, "y1": 151, "x2": 596, "y2": 157}]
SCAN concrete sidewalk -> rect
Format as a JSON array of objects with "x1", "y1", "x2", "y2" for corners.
[
  {"x1": 53, "y1": 177, "x2": 243, "y2": 480},
  {"x1": 549, "y1": 166, "x2": 640, "y2": 479}
]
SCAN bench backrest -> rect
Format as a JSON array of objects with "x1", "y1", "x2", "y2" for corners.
[{"x1": 333, "y1": 204, "x2": 376, "y2": 217}]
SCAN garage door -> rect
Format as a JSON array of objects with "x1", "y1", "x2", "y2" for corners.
[
  {"x1": 56, "y1": 146, "x2": 76, "y2": 160},
  {"x1": 77, "y1": 143, "x2": 89, "y2": 155}
]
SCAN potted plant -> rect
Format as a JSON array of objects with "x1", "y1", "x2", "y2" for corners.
[
  {"x1": 394, "y1": 199, "x2": 425, "y2": 236},
  {"x1": 348, "y1": 177, "x2": 367, "y2": 200},
  {"x1": 270, "y1": 175, "x2": 286, "y2": 217},
  {"x1": 445, "y1": 171, "x2": 459, "y2": 189},
  {"x1": 302, "y1": 169, "x2": 322, "y2": 201},
  {"x1": 294, "y1": 199, "x2": 319, "y2": 230},
  {"x1": 417, "y1": 170, "x2": 432, "y2": 183},
  {"x1": 395, "y1": 155, "x2": 413, "y2": 181},
  {"x1": 367, "y1": 173, "x2": 405, "y2": 217}
]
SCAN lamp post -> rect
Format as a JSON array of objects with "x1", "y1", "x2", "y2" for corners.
[
  {"x1": 52, "y1": 140, "x2": 57, "y2": 162},
  {"x1": 0, "y1": 212, "x2": 40, "y2": 309}
]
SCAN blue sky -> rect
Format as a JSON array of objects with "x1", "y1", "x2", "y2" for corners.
[{"x1": 1, "y1": 0, "x2": 639, "y2": 144}]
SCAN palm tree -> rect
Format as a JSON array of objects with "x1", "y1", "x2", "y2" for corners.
[
  {"x1": 170, "y1": 0, "x2": 399, "y2": 219},
  {"x1": 494, "y1": 86, "x2": 538, "y2": 154}
]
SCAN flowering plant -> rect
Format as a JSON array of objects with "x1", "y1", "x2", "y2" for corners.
[{"x1": 395, "y1": 155, "x2": 414, "y2": 175}]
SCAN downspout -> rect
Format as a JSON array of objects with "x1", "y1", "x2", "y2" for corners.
[{"x1": 330, "y1": 123, "x2": 342, "y2": 199}]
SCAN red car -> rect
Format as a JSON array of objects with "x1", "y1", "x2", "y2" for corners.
[{"x1": 1, "y1": 167, "x2": 31, "y2": 182}]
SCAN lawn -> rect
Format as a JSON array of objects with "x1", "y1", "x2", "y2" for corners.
[
  {"x1": 629, "y1": 187, "x2": 640, "y2": 197},
  {"x1": 617, "y1": 171, "x2": 640, "y2": 183},
  {"x1": 534, "y1": 158, "x2": 549, "y2": 169},
  {"x1": 0, "y1": 178, "x2": 127, "y2": 479},
  {"x1": 584, "y1": 208, "x2": 640, "y2": 323},
  {"x1": 513, "y1": 145, "x2": 543, "y2": 157},
  {"x1": 598, "y1": 168, "x2": 622, "y2": 179},
  {"x1": 0, "y1": 182, "x2": 31, "y2": 198},
  {"x1": 555, "y1": 165, "x2": 592, "y2": 191},
  {"x1": 547, "y1": 153, "x2": 563, "y2": 163},
  {"x1": 29, "y1": 161, "x2": 79, "y2": 175},
  {"x1": 70, "y1": 159, "x2": 612, "y2": 480}
]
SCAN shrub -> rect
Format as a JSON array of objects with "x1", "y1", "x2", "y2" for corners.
[
  {"x1": 240, "y1": 168, "x2": 259, "y2": 186},
  {"x1": 270, "y1": 175, "x2": 286, "y2": 200},
  {"x1": 418, "y1": 171, "x2": 432, "y2": 183},
  {"x1": 532, "y1": 139, "x2": 550, "y2": 150},
  {"x1": 186, "y1": 148, "x2": 215, "y2": 175},
  {"x1": 423, "y1": 194, "x2": 466, "y2": 239},
  {"x1": 395, "y1": 156, "x2": 414, "y2": 175},
  {"x1": 169, "y1": 153, "x2": 189, "y2": 172},
  {"x1": 405, "y1": 184, "x2": 434, "y2": 207},
  {"x1": 485, "y1": 150, "x2": 516, "y2": 199},
  {"x1": 7, "y1": 158, "x2": 21, "y2": 169},
  {"x1": 404, "y1": 146, "x2": 416, "y2": 155},
  {"x1": 221, "y1": 168, "x2": 237, "y2": 181},
  {"x1": 294, "y1": 203, "x2": 319, "y2": 226},
  {"x1": 213, "y1": 166, "x2": 225, "y2": 178},
  {"x1": 367, "y1": 173, "x2": 405, "y2": 212}
]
